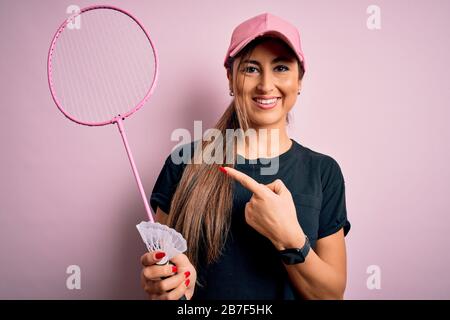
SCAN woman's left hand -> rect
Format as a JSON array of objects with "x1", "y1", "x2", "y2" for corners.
[{"x1": 221, "y1": 166, "x2": 306, "y2": 250}]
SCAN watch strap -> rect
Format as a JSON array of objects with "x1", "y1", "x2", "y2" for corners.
[{"x1": 279, "y1": 235, "x2": 311, "y2": 264}]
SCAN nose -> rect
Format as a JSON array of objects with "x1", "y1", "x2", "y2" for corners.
[{"x1": 256, "y1": 70, "x2": 275, "y2": 93}]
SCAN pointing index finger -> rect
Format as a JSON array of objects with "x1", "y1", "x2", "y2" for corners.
[{"x1": 221, "y1": 166, "x2": 266, "y2": 198}]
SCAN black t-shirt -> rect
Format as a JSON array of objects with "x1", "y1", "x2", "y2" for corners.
[{"x1": 150, "y1": 138, "x2": 351, "y2": 300}]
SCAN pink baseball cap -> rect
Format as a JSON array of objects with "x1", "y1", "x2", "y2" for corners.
[{"x1": 224, "y1": 12, "x2": 306, "y2": 72}]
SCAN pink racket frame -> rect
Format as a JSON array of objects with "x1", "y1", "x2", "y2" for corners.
[{"x1": 47, "y1": 5, "x2": 159, "y2": 222}]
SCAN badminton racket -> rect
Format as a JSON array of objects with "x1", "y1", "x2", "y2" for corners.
[{"x1": 47, "y1": 5, "x2": 188, "y2": 299}]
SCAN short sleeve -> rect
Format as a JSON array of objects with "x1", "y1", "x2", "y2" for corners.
[
  {"x1": 317, "y1": 156, "x2": 351, "y2": 239},
  {"x1": 149, "y1": 143, "x2": 192, "y2": 215}
]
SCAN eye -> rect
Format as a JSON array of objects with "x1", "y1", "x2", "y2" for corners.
[
  {"x1": 275, "y1": 65, "x2": 289, "y2": 72},
  {"x1": 242, "y1": 66, "x2": 259, "y2": 73}
]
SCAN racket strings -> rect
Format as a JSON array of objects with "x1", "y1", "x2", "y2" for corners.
[{"x1": 50, "y1": 8, "x2": 156, "y2": 124}]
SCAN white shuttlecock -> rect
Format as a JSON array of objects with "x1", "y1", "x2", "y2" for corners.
[{"x1": 136, "y1": 221, "x2": 187, "y2": 265}]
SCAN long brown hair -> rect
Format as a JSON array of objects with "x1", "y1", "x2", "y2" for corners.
[{"x1": 166, "y1": 36, "x2": 305, "y2": 272}]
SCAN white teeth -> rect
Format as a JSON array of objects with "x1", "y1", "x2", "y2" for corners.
[{"x1": 254, "y1": 98, "x2": 278, "y2": 105}]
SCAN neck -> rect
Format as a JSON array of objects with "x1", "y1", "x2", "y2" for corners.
[{"x1": 236, "y1": 126, "x2": 292, "y2": 160}]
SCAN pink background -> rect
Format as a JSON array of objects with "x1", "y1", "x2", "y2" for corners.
[{"x1": 1, "y1": 0, "x2": 449, "y2": 299}]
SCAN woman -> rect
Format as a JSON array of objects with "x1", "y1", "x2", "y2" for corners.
[{"x1": 140, "y1": 12, "x2": 351, "y2": 300}]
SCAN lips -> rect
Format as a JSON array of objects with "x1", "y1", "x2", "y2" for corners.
[{"x1": 252, "y1": 97, "x2": 281, "y2": 110}]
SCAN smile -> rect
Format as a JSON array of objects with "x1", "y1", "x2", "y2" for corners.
[{"x1": 252, "y1": 97, "x2": 281, "y2": 110}]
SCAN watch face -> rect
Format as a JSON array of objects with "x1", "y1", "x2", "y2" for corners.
[
  {"x1": 280, "y1": 248, "x2": 305, "y2": 265},
  {"x1": 279, "y1": 237, "x2": 310, "y2": 265}
]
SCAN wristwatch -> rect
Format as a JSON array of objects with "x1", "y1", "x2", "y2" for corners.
[{"x1": 279, "y1": 235, "x2": 311, "y2": 265}]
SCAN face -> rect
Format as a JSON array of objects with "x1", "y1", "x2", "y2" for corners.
[{"x1": 228, "y1": 38, "x2": 302, "y2": 130}]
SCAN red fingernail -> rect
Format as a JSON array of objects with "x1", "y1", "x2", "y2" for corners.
[
  {"x1": 185, "y1": 279, "x2": 190, "y2": 287},
  {"x1": 155, "y1": 252, "x2": 165, "y2": 259},
  {"x1": 172, "y1": 266, "x2": 178, "y2": 273},
  {"x1": 218, "y1": 166, "x2": 227, "y2": 174},
  {"x1": 184, "y1": 271, "x2": 190, "y2": 278}
]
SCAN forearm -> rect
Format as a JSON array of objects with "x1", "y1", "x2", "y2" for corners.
[
  {"x1": 284, "y1": 247, "x2": 345, "y2": 299},
  {"x1": 273, "y1": 231, "x2": 346, "y2": 299}
]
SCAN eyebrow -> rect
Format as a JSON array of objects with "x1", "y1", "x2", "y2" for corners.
[{"x1": 242, "y1": 56, "x2": 295, "y2": 66}]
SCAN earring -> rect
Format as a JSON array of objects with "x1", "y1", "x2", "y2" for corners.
[
  {"x1": 229, "y1": 90, "x2": 234, "y2": 96},
  {"x1": 297, "y1": 91, "x2": 300, "y2": 95}
]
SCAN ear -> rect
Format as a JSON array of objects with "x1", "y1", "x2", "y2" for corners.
[{"x1": 298, "y1": 79, "x2": 302, "y2": 92}]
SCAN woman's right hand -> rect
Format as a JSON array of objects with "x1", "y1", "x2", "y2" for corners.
[{"x1": 140, "y1": 251, "x2": 197, "y2": 300}]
